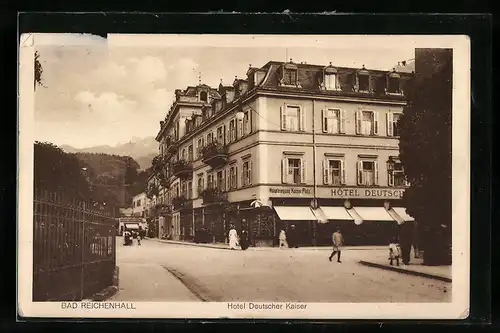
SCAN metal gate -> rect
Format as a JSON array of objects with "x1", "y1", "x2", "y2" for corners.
[{"x1": 33, "y1": 190, "x2": 116, "y2": 301}]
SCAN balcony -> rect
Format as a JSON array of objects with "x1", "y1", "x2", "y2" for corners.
[
  {"x1": 201, "y1": 142, "x2": 229, "y2": 169},
  {"x1": 172, "y1": 196, "x2": 193, "y2": 210},
  {"x1": 172, "y1": 159, "x2": 193, "y2": 180},
  {"x1": 200, "y1": 188, "x2": 228, "y2": 205},
  {"x1": 165, "y1": 136, "x2": 178, "y2": 155}
]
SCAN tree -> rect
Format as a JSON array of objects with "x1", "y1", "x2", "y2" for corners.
[
  {"x1": 399, "y1": 51, "x2": 452, "y2": 266},
  {"x1": 34, "y1": 141, "x2": 91, "y2": 201}
]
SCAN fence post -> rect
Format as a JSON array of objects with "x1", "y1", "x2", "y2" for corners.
[{"x1": 80, "y1": 201, "x2": 85, "y2": 300}]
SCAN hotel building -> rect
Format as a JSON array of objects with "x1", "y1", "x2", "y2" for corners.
[{"x1": 152, "y1": 60, "x2": 415, "y2": 246}]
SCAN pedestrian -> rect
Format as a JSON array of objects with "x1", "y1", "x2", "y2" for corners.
[
  {"x1": 279, "y1": 229, "x2": 288, "y2": 249},
  {"x1": 137, "y1": 234, "x2": 142, "y2": 246},
  {"x1": 328, "y1": 227, "x2": 344, "y2": 263},
  {"x1": 288, "y1": 224, "x2": 298, "y2": 248},
  {"x1": 388, "y1": 237, "x2": 401, "y2": 266},
  {"x1": 240, "y1": 227, "x2": 249, "y2": 250},
  {"x1": 229, "y1": 225, "x2": 239, "y2": 250}
]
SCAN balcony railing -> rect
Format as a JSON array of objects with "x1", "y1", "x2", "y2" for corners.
[
  {"x1": 200, "y1": 188, "x2": 228, "y2": 205},
  {"x1": 172, "y1": 159, "x2": 193, "y2": 179},
  {"x1": 201, "y1": 141, "x2": 229, "y2": 169}
]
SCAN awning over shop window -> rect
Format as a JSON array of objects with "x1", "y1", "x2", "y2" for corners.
[
  {"x1": 274, "y1": 206, "x2": 317, "y2": 221},
  {"x1": 319, "y1": 206, "x2": 353, "y2": 221},
  {"x1": 349, "y1": 207, "x2": 396, "y2": 222},
  {"x1": 346, "y1": 208, "x2": 363, "y2": 225},
  {"x1": 125, "y1": 223, "x2": 140, "y2": 230},
  {"x1": 311, "y1": 208, "x2": 328, "y2": 224},
  {"x1": 393, "y1": 207, "x2": 415, "y2": 222}
]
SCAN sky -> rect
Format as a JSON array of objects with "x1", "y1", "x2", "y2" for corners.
[{"x1": 33, "y1": 34, "x2": 416, "y2": 148}]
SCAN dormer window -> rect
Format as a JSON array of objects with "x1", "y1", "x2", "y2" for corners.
[
  {"x1": 200, "y1": 91, "x2": 208, "y2": 102},
  {"x1": 387, "y1": 71, "x2": 401, "y2": 94},
  {"x1": 282, "y1": 60, "x2": 299, "y2": 86},
  {"x1": 324, "y1": 63, "x2": 338, "y2": 90},
  {"x1": 356, "y1": 65, "x2": 370, "y2": 92}
]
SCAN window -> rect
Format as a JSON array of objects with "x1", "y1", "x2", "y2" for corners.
[
  {"x1": 356, "y1": 110, "x2": 379, "y2": 135},
  {"x1": 206, "y1": 132, "x2": 213, "y2": 144},
  {"x1": 197, "y1": 173, "x2": 205, "y2": 195},
  {"x1": 386, "y1": 112, "x2": 402, "y2": 137},
  {"x1": 325, "y1": 73, "x2": 336, "y2": 90},
  {"x1": 197, "y1": 137, "x2": 204, "y2": 158},
  {"x1": 207, "y1": 173, "x2": 213, "y2": 189},
  {"x1": 358, "y1": 74, "x2": 370, "y2": 91},
  {"x1": 387, "y1": 75, "x2": 401, "y2": 93},
  {"x1": 216, "y1": 170, "x2": 225, "y2": 190},
  {"x1": 187, "y1": 181, "x2": 193, "y2": 199},
  {"x1": 323, "y1": 159, "x2": 345, "y2": 185},
  {"x1": 181, "y1": 148, "x2": 186, "y2": 160},
  {"x1": 229, "y1": 165, "x2": 238, "y2": 189},
  {"x1": 357, "y1": 160, "x2": 379, "y2": 186},
  {"x1": 216, "y1": 126, "x2": 224, "y2": 143},
  {"x1": 181, "y1": 182, "x2": 187, "y2": 197},
  {"x1": 243, "y1": 110, "x2": 251, "y2": 136},
  {"x1": 322, "y1": 109, "x2": 345, "y2": 134},
  {"x1": 242, "y1": 159, "x2": 252, "y2": 186},
  {"x1": 388, "y1": 159, "x2": 408, "y2": 187},
  {"x1": 281, "y1": 105, "x2": 304, "y2": 132},
  {"x1": 188, "y1": 145, "x2": 193, "y2": 162},
  {"x1": 229, "y1": 119, "x2": 236, "y2": 142},
  {"x1": 284, "y1": 69, "x2": 297, "y2": 85},
  {"x1": 200, "y1": 91, "x2": 208, "y2": 102},
  {"x1": 282, "y1": 157, "x2": 305, "y2": 184}
]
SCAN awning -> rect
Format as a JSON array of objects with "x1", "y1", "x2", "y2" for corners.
[
  {"x1": 274, "y1": 206, "x2": 317, "y2": 221},
  {"x1": 346, "y1": 208, "x2": 363, "y2": 225},
  {"x1": 393, "y1": 207, "x2": 415, "y2": 222},
  {"x1": 349, "y1": 207, "x2": 396, "y2": 222},
  {"x1": 320, "y1": 206, "x2": 354, "y2": 221},
  {"x1": 125, "y1": 223, "x2": 140, "y2": 230}
]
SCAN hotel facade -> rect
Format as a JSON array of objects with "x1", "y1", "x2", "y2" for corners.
[{"x1": 150, "y1": 60, "x2": 415, "y2": 246}]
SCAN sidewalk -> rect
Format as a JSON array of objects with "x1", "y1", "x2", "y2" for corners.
[
  {"x1": 359, "y1": 251, "x2": 452, "y2": 283},
  {"x1": 146, "y1": 237, "x2": 385, "y2": 251},
  {"x1": 109, "y1": 263, "x2": 201, "y2": 302}
]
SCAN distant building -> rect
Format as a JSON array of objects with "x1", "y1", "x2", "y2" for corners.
[
  {"x1": 153, "y1": 60, "x2": 415, "y2": 246},
  {"x1": 131, "y1": 192, "x2": 149, "y2": 218}
]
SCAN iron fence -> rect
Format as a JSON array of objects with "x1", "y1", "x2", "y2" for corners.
[{"x1": 33, "y1": 189, "x2": 117, "y2": 301}]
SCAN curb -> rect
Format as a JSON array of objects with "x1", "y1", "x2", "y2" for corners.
[
  {"x1": 147, "y1": 238, "x2": 385, "y2": 251},
  {"x1": 358, "y1": 260, "x2": 452, "y2": 283},
  {"x1": 91, "y1": 266, "x2": 120, "y2": 301}
]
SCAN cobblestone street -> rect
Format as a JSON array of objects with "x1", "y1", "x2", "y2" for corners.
[{"x1": 111, "y1": 238, "x2": 451, "y2": 303}]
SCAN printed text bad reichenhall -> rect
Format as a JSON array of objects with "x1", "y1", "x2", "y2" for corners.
[
  {"x1": 228, "y1": 302, "x2": 307, "y2": 310},
  {"x1": 61, "y1": 302, "x2": 136, "y2": 309}
]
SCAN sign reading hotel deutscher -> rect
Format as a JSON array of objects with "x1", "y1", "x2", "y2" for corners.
[{"x1": 330, "y1": 187, "x2": 405, "y2": 199}]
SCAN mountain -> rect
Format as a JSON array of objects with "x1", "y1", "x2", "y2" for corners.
[{"x1": 60, "y1": 136, "x2": 158, "y2": 170}]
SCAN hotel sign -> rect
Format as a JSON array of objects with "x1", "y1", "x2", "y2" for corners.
[
  {"x1": 330, "y1": 187, "x2": 405, "y2": 199},
  {"x1": 269, "y1": 187, "x2": 313, "y2": 197}
]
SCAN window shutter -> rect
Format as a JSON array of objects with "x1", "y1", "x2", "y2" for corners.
[
  {"x1": 340, "y1": 109, "x2": 346, "y2": 134},
  {"x1": 388, "y1": 167, "x2": 394, "y2": 187},
  {"x1": 340, "y1": 160, "x2": 346, "y2": 185},
  {"x1": 386, "y1": 112, "x2": 394, "y2": 136},
  {"x1": 241, "y1": 161, "x2": 245, "y2": 187},
  {"x1": 374, "y1": 160, "x2": 379, "y2": 185},
  {"x1": 249, "y1": 111, "x2": 253, "y2": 134},
  {"x1": 301, "y1": 158, "x2": 306, "y2": 183},
  {"x1": 335, "y1": 74, "x2": 340, "y2": 90},
  {"x1": 226, "y1": 168, "x2": 230, "y2": 191},
  {"x1": 248, "y1": 160, "x2": 253, "y2": 185},
  {"x1": 357, "y1": 160, "x2": 363, "y2": 185},
  {"x1": 238, "y1": 119, "x2": 243, "y2": 139},
  {"x1": 281, "y1": 106, "x2": 287, "y2": 130},
  {"x1": 322, "y1": 109, "x2": 327, "y2": 133},
  {"x1": 235, "y1": 165, "x2": 238, "y2": 189},
  {"x1": 281, "y1": 158, "x2": 288, "y2": 184},
  {"x1": 355, "y1": 110, "x2": 361, "y2": 134},
  {"x1": 323, "y1": 160, "x2": 329, "y2": 185},
  {"x1": 373, "y1": 112, "x2": 379, "y2": 135},
  {"x1": 300, "y1": 107, "x2": 306, "y2": 131}
]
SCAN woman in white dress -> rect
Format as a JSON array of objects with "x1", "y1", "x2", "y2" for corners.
[
  {"x1": 279, "y1": 229, "x2": 288, "y2": 249},
  {"x1": 228, "y1": 225, "x2": 238, "y2": 250}
]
